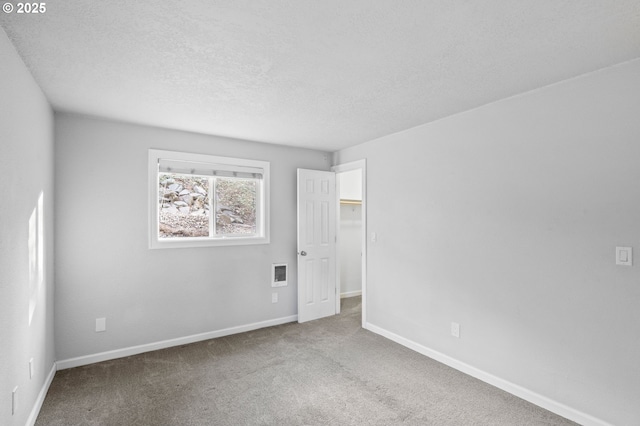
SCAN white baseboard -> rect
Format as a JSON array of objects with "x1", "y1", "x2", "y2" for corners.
[
  {"x1": 57, "y1": 315, "x2": 298, "y2": 370},
  {"x1": 340, "y1": 290, "x2": 362, "y2": 299},
  {"x1": 365, "y1": 322, "x2": 612, "y2": 426},
  {"x1": 26, "y1": 362, "x2": 56, "y2": 426}
]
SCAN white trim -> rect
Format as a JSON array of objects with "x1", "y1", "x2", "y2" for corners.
[
  {"x1": 332, "y1": 159, "x2": 367, "y2": 327},
  {"x1": 365, "y1": 322, "x2": 613, "y2": 426},
  {"x1": 334, "y1": 171, "x2": 342, "y2": 314},
  {"x1": 340, "y1": 290, "x2": 362, "y2": 299},
  {"x1": 26, "y1": 362, "x2": 56, "y2": 426},
  {"x1": 57, "y1": 315, "x2": 297, "y2": 370}
]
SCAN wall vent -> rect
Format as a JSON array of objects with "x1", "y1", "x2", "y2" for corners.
[{"x1": 271, "y1": 263, "x2": 288, "y2": 287}]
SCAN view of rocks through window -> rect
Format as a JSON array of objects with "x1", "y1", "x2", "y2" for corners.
[{"x1": 159, "y1": 174, "x2": 257, "y2": 238}]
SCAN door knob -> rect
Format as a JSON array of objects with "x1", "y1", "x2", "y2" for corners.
[{"x1": 299, "y1": 251, "x2": 307, "y2": 256}]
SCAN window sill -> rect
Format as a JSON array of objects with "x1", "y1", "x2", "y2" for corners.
[{"x1": 149, "y1": 235, "x2": 270, "y2": 249}]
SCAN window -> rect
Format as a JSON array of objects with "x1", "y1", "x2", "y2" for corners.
[{"x1": 149, "y1": 149, "x2": 269, "y2": 248}]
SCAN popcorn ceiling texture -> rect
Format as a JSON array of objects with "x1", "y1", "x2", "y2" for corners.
[{"x1": 1, "y1": 0, "x2": 640, "y2": 150}]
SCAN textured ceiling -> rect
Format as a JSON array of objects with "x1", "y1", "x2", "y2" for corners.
[{"x1": 2, "y1": 1, "x2": 640, "y2": 151}]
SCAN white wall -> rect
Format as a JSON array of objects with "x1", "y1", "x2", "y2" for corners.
[
  {"x1": 339, "y1": 204, "x2": 362, "y2": 296},
  {"x1": 54, "y1": 113, "x2": 330, "y2": 362},
  {"x1": 0, "y1": 30, "x2": 55, "y2": 426},
  {"x1": 339, "y1": 170, "x2": 362, "y2": 296},
  {"x1": 339, "y1": 169, "x2": 362, "y2": 201},
  {"x1": 335, "y1": 59, "x2": 640, "y2": 425}
]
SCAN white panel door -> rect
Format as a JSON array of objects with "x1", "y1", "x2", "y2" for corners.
[{"x1": 297, "y1": 169, "x2": 336, "y2": 323}]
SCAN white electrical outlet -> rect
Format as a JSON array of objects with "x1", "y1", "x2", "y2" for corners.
[
  {"x1": 616, "y1": 246, "x2": 632, "y2": 266},
  {"x1": 29, "y1": 358, "x2": 34, "y2": 379},
  {"x1": 451, "y1": 322, "x2": 460, "y2": 338},
  {"x1": 271, "y1": 292, "x2": 278, "y2": 303},
  {"x1": 96, "y1": 318, "x2": 106, "y2": 332},
  {"x1": 12, "y1": 387, "x2": 18, "y2": 415}
]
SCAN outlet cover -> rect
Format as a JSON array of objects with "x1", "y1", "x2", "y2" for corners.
[
  {"x1": 271, "y1": 292, "x2": 278, "y2": 303},
  {"x1": 616, "y1": 247, "x2": 632, "y2": 266},
  {"x1": 96, "y1": 318, "x2": 106, "y2": 332},
  {"x1": 451, "y1": 322, "x2": 460, "y2": 338}
]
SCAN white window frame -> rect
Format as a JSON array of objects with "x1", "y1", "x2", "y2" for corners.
[{"x1": 148, "y1": 149, "x2": 270, "y2": 249}]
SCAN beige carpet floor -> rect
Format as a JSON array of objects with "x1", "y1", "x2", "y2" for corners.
[{"x1": 36, "y1": 297, "x2": 577, "y2": 425}]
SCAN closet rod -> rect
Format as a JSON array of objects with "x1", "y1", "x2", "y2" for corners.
[{"x1": 340, "y1": 199, "x2": 362, "y2": 205}]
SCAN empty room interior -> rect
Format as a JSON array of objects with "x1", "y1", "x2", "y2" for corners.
[{"x1": 2, "y1": 2, "x2": 640, "y2": 425}]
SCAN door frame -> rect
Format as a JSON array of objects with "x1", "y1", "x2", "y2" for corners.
[{"x1": 331, "y1": 159, "x2": 367, "y2": 328}]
